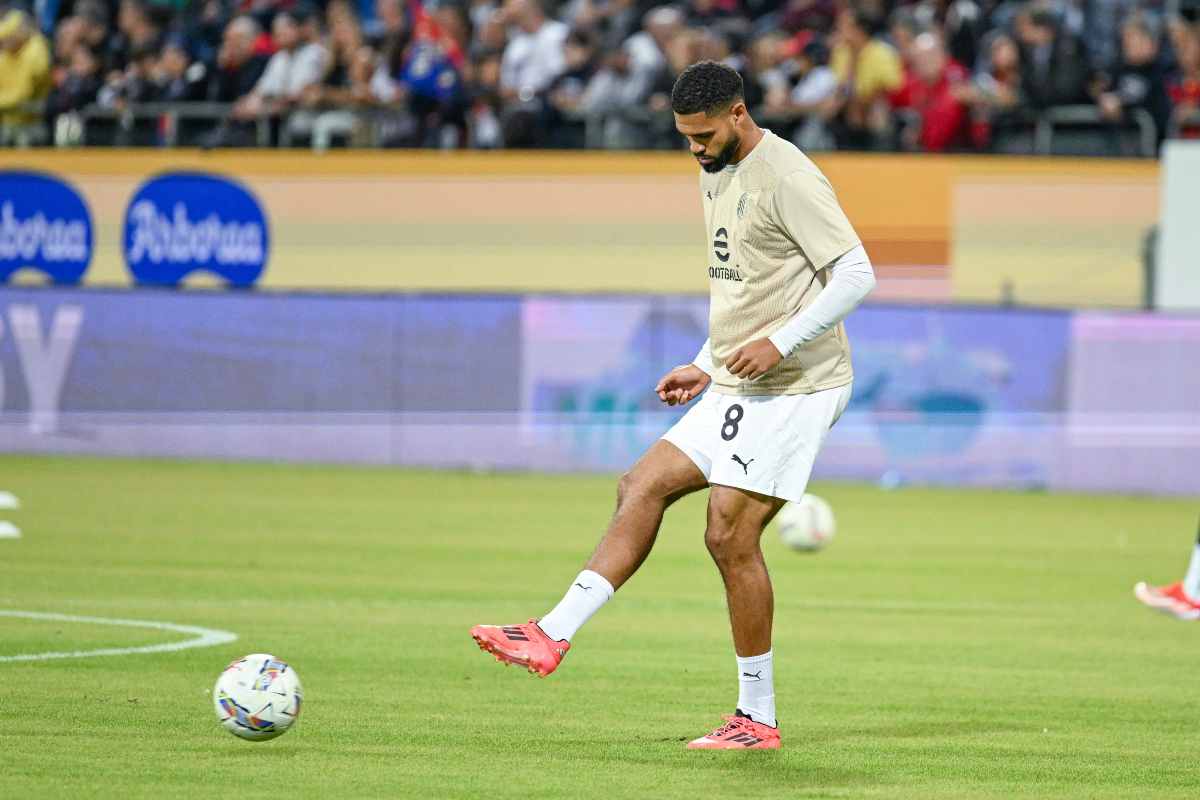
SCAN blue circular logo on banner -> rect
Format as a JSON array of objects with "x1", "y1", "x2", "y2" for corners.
[
  {"x1": 0, "y1": 170, "x2": 93, "y2": 285},
  {"x1": 123, "y1": 172, "x2": 270, "y2": 288}
]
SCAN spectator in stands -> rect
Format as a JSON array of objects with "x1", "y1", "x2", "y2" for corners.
[
  {"x1": 1167, "y1": 15, "x2": 1193, "y2": 63},
  {"x1": 570, "y1": 4, "x2": 681, "y2": 148},
  {"x1": 53, "y1": 14, "x2": 87, "y2": 67},
  {"x1": 107, "y1": 0, "x2": 161, "y2": 74},
  {"x1": 97, "y1": 41, "x2": 160, "y2": 111},
  {"x1": 156, "y1": 39, "x2": 202, "y2": 100},
  {"x1": 1082, "y1": 0, "x2": 1138, "y2": 75},
  {"x1": 366, "y1": 0, "x2": 419, "y2": 147},
  {"x1": 570, "y1": 46, "x2": 650, "y2": 149},
  {"x1": 466, "y1": 50, "x2": 504, "y2": 147},
  {"x1": 890, "y1": 31, "x2": 970, "y2": 151},
  {"x1": 762, "y1": 37, "x2": 839, "y2": 150},
  {"x1": 433, "y1": 3, "x2": 472, "y2": 60},
  {"x1": 643, "y1": 26, "x2": 702, "y2": 147},
  {"x1": 498, "y1": 0, "x2": 567, "y2": 145},
  {"x1": 888, "y1": 7, "x2": 923, "y2": 67},
  {"x1": 499, "y1": 0, "x2": 567, "y2": 104},
  {"x1": 381, "y1": 0, "x2": 467, "y2": 147},
  {"x1": 370, "y1": 0, "x2": 409, "y2": 53},
  {"x1": 698, "y1": 26, "x2": 739, "y2": 70},
  {"x1": 209, "y1": 16, "x2": 268, "y2": 103},
  {"x1": 625, "y1": 3, "x2": 680, "y2": 83},
  {"x1": 944, "y1": 0, "x2": 986, "y2": 70},
  {"x1": 1095, "y1": 16, "x2": 1171, "y2": 146},
  {"x1": 470, "y1": 4, "x2": 506, "y2": 59},
  {"x1": 1168, "y1": 21, "x2": 1200, "y2": 137},
  {"x1": 289, "y1": 1, "x2": 377, "y2": 148},
  {"x1": 830, "y1": 7, "x2": 903, "y2": 149},
  {"x1": 1015, "y1": 3, "x2": 1090, "y2": 110},
  {"x1": 367, "y1": 46, "x2": 419, "y2": 146},
  {"x1": 957, "y1": 30, "x2": 1026, "y2": 150},
  {"x1": 543, "y1": 28, "x2": 599, "y2": 147},
  {"x1": 189, "y1": 0, "x2": 229, "y2": 66},
  {"x1": 45, "y1": 35, "x2": 102, "y2": 124},
  {"x1": 563, "y1": 0, "x2": 639, "y2": 52},
  {"x1": 75, "y1": 0, "x2": 112, "y2": 63},
  {"x1": 153, "y1": 36, "x2": 207, "y2": 103},
  {"x1": 607, "y1": 0, "x2": 643, "y2": 51},
  {"x1": 748, "y1": 30, "x2": 790, "y2": 96},
  {"x1": 0, "y1": 9, "x2": 52, "y2": 145},
  {"x1": 232, "y1": 8, "x2": 329, "y2": 125}
]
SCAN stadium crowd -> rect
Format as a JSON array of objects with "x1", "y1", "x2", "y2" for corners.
[{"x1": 0, "y1": 0, "x2": 1198, "y2": 152}]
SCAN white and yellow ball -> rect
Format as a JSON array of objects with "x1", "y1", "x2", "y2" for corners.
[{"x1": 775, "y1": 494, "x2": 836, "y2": 552}]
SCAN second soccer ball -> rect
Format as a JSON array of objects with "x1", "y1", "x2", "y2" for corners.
[{"x1": 775, "y1": 494, "x2": 836, "y2": 552}]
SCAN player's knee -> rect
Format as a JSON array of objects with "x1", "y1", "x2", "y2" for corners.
[
  {"x1": 704, "y1": 519, "x2": 757, "y2": 566},
  {"x1": 616, "y1": 470, "x2": 649, "y2": 507},
  {"x1": 618, "y1": 465, "x2": 688, "y2": 512}
]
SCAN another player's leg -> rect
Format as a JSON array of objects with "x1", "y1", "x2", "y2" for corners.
[
  {"x1": 471, "y1": 440, "x2": 707, "y2": 675},
  {"x1": 1134, "y1": 517, "x2": 1200, "y2": 620},
  {"x1": 688, "y1": 485, "x2": 785, "y2": 750}
]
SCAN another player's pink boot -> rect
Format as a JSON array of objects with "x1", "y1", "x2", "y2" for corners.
[
  {"x1": 1134, "y1": 581, "x2": 1200, "y2": 621},
  {"x1": 687, "y1": 711, "x2": 781, "y2": 750},
  {"x1": 470, "y1": 619, "x2": 569, "y2": 676}
]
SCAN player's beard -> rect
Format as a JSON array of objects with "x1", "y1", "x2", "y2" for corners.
[{"x1": 698, "y1": 133, "x2": 741, "y2": 173}]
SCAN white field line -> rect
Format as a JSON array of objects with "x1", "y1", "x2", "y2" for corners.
[{"x1": 0, "y1": 610, "x2": 237, "y2": 662}]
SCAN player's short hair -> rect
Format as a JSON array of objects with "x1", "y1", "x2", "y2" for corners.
[{"x1": 670, "y1": 61, "x2": 744, "y2": 116}]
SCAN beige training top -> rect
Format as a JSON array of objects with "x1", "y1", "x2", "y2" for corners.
[{"x1": 700, "y1": 129, "x2": 862, "y2": 396}]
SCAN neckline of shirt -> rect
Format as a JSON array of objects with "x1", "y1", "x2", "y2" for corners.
[{"x1": 723, "y1": 128, "x2": 773, "y2": 174}]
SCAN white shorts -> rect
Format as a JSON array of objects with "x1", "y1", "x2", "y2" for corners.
[{"x1": 661, "y1": 383, "x2": 852, "y2": 503}]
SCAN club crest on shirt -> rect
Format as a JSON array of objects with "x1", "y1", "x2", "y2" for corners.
[{"x1": 736, "y1": 192, "x2": 753, "y2": 220}]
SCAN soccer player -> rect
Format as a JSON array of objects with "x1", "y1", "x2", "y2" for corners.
[
  {"x1": 1134, "y1": 518, "x2": 1200, "y2": 620},
  {"x1": 470, "y1": 61, "x2": 876, "y2": 750}
]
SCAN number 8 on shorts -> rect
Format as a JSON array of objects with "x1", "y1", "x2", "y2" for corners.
[{"x1": 721, "y1": 404, "x2": 744, "y2": 441}]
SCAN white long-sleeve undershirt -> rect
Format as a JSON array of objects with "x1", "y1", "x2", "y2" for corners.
[
  {"x1": 691, "y1": 244, "x2": 876, "y2": 374},
  {"x1": 767, "y1": 243, "x2": 876, "y2": 357}
]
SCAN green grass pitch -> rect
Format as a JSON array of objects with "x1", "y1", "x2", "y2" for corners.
[{"x1": 1, "y1": 454, "x2": 1198, "y2": 799}]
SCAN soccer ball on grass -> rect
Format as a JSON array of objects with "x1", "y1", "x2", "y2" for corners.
[{"x1": 213, "y1": 653, "x2": 303, "y2": 741}]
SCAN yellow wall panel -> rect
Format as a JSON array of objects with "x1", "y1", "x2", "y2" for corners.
[{"x1": 0, "y1": 149, "x2": 1158, "y2": 306}]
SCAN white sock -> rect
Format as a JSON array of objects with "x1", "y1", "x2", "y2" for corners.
[
  {"x1": 1183, "y1": 539, "x2": 1200, "y2": 601},
  {"x1": 736, "y1": 650, "x2": 776, "y2": 728},
  {"x1": 537, "y1": 570, "x2": 615, "y2": 642}
]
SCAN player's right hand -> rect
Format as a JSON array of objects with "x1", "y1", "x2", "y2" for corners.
[{"x1": 655, "y1": 364, "x2": 711, "y2": 406}]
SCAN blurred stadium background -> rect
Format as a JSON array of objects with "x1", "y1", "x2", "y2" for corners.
[
  {"x1": 0, "y1": 145, "x2": 1196, "y2": 494},
  {"x1": 2, "y1": 0, "x2": 1200, "y2": 796},
  {"x1": 1, "y1": 0, "x2": 1200, "y2": 152}
]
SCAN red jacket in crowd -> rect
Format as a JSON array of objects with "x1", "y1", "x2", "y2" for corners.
[{"x1": 891, "y1": 61, "x2": 970, "y2": 151}]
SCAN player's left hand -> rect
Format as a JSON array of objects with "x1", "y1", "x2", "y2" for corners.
[{"x1": 725, "y1": 339, "x2": 783, "y2": 381}]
